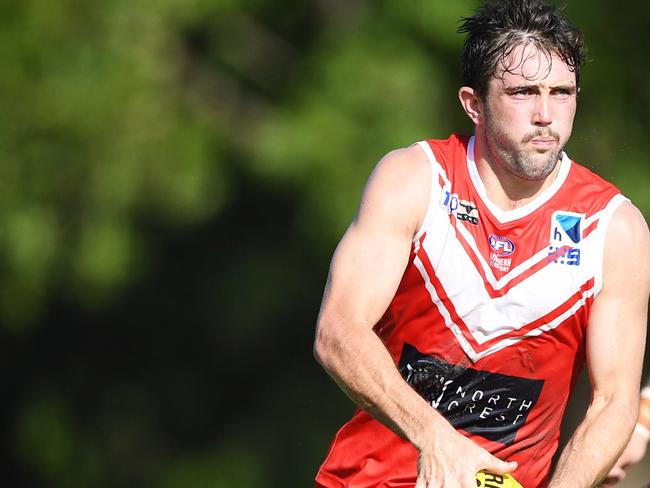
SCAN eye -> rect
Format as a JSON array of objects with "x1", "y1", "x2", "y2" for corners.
[
  {"x1": 551, "y1": 87, "x2": 575, "y2": 98},
  {"x1": 511, "y1": 88, "x2": 534, "y2": 97}
]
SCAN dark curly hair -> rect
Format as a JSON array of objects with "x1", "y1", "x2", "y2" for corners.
[{"x1": 458, "y1": 0, "x2": 586, "y2": 99}]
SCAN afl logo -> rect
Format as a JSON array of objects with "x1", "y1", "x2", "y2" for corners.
[{"x1": 489, "y1": 235, "x2": 515, "y2": 256}]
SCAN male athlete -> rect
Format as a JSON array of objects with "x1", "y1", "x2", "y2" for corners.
[{"x1": 313, "y1": 0, "x2": 650, "y2": 487}]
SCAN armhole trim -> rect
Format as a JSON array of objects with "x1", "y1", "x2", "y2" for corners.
[
  {"x1": 412, "y1": 141, "x2": 447, "y2": 244},
  {"x1": 594, "y1": 193, "x2": 630, "y2": 295}
]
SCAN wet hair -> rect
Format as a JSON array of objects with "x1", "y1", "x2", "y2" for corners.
[{"x1": 458, "y1": 0, "x2": 586, "y2": 99}]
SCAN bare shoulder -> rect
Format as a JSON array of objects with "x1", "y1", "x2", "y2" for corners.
[
  {"x1": 607, "y1": 201, "x2": 650, "y2": 250},
  {"x1": 374, "y1": 144, "x2": 430, "y2": 175},
  {"x1": 366, "y1": 145, "x2": 431, "y2": 196},
  {"x1": 358, "y1": 144, "x2": 432, "y2": 234},
  {"x1": 603, "y1": 201, "x2": 650, "y2": 290}
]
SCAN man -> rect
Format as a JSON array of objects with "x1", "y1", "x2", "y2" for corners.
[
  {"x1": 313, "y1": 0, "x2": 650, "y2": 487},
  {"x1": 602, "y1": 381, "x2": 650, "y2": 485}
]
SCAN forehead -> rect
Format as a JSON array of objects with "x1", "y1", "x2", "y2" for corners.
[{"x1": 494, "y1": 43, "x2": 576, "y2": 87}]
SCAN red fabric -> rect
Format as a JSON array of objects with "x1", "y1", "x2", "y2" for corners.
[{"x1": 315, "y1": 135, "x2": 622, "y2": 488}]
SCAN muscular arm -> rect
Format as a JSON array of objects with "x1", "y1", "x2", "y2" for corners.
[
  {"x1": 314, "y1": 146, "x2": 516, "y2": 487},
  {"x1": 601, "y1": 378, "x2": 650, "y2": 485},
  {"x1": 548, "y1": 202, "x2": 650, "y2": 488},
  {"x1": 314, "y1": 146, "x2": 441, "y2": 441}
]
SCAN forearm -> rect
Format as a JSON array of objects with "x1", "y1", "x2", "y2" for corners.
[
  {"x1": 549, "y1": 393, "x2": 639, "y2": 488},
  {"x1": 314, "y1": 317, "x2": 455, "y2": 449}
]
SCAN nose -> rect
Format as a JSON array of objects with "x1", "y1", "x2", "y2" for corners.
[{"x1": 532, "y1": 94, "x2": 552, "y2": 126}]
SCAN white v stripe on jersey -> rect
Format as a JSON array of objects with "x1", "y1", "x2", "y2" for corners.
[
  {"x1": 451, "y1": 200, "x2": 622, "y2": 291},
  {"x1": 411, "y1": 136, "x2": 628, "y2": 362},
  {"x1": 414, "y1": 253, "x2": 596, "y2": 361}
]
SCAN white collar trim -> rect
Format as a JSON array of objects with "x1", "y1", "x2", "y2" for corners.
[{"x1": 466, "y1": 136, "x2": 571, "y2": 223}]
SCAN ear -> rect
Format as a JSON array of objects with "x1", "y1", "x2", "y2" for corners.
[{"x1": 458, "y1": 86, "x2": 483, "y2": 125}]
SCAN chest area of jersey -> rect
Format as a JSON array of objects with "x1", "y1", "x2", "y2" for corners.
[
  {"x1": 415, "y1": 187, "x2": 597, "y2": 361},
  {"x1": 437, "y1": 187, "x2": 589, "y2": 273}
]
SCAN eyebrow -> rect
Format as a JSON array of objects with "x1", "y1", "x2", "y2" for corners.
[{"x1": 503, "y1": 83, "x2": 578, "y2": 93}]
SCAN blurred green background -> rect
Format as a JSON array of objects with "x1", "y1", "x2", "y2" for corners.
[{"x1": 1, "y1": 1, "x2": 648, "y2": 486}]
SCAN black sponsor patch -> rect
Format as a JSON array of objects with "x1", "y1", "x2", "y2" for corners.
[{"x1": 398, "y1": 343, "x2": 544, "y2": 445}]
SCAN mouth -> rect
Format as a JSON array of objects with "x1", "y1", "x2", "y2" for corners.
[
  {"x1": 530, "y1": 137, "x2": 558, "y2": 151},
  {"x1": 530, "y1": 138, "x2": 557, "y2": 147},
  {"x1": 523, "y1": 130, "x2": 560, "y2": 149}
]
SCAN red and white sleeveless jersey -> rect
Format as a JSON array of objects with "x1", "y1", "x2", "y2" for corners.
[{"x1": 316, "y1": 135, "x2": 627, "y2": 488}]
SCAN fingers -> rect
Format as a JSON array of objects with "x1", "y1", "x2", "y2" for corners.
[
  {"x1": 415, "y1": 469, "x2": 473, "y2": 488},
  {"x1": 482, "y1": 454, "x2": 518, "y2": 475},
  {"x1": 414, "y1": 474, "x2": 427, "y2": 488},
  {"x1": 415, "y1": 439, "x2": 518, "y2": 487},
  {"x1": 600, "y1": 466, "x2": 626, "y2": 487},
  {"x1": 462, "y1": 473, "x2": 479, "y2": 488},
  {"x1": 601, "y1": 458, "x2": 629, "y2": 488},
  {"x1": 605, "y1": 465, "x2": 626, "y2": 481}
]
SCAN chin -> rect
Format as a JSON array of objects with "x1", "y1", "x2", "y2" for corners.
[
  {"x1": 522, "y1": 163, "x2": 558, "y2": 181},
  {"x1": 516, "y1": 170, "x2": 553, "y2": 182},
  {"x1": 510, "y1": 154, "x2": 560, "y2": 181}
]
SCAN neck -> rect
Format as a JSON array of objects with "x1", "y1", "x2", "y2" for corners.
[{"x1": 472, "y1": 132, "x2": 563, "y2": 211}]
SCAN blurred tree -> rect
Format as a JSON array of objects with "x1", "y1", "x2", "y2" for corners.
[{"x1": 0, "y1": 0, "x2": 648, "y2": 487}]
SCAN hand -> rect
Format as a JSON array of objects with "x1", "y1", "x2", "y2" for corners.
[
  {"x1": 414, "y1": 427, "x2": 518, "y2": 488},
  {"x1": 600, "y1": 428, "x2": 648, "y2": 486}
]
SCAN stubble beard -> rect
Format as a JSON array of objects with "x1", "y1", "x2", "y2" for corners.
[
  {"x1": 484, "y1": 113, "x2": 563, "y2": 181},
  {"x1": 487, "y1": 132, "x2": 561, "y2": 181}
]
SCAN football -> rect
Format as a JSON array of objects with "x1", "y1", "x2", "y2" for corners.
[{"x1": 475, "y1": 471, "x2": 523, "y2": 488}]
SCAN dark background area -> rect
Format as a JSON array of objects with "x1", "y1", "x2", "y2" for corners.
[{"x1": 0, "y1": 1, "x2": 648, "y2": 486}]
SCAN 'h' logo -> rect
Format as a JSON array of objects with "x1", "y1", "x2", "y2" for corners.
[{"x1": 550, "y1": 211, "x2": 584, "y2": 245}]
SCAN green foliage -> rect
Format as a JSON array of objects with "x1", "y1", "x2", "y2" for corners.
[
  {"x1": 0, "y1": 0, "x2": 229, "y2": 325},
  {"x1": 2, "y1": 0, "x2": 649, "y2": 487},
  {"x1": 14, "y1": 393, "x2": 104, "y2": 487},
  {"x1": 159, "y1": 444, "x2": 265, "y2": 488},
  {"x1": 252, "y1": 21, "x2": 454, "y2": 239}
]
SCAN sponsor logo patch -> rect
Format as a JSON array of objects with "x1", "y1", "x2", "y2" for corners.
[
  {"x1": 398, "y1": 343, "x2": 544, "y2": 446},
  {"x1": 439, "y1": 190, "x2": 479, "y2": 225},
  {"x1": 488, "y1": 235, "x2": 515, "y2": 272},
  {"x1": 548, "y1": 211, "x2": 584, "y2": 266},
  {"x1": 489, "y1": 235, "x2": 515, "y2": 256}
]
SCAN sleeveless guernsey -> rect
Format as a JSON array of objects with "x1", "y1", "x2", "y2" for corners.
[{"x1": 315, "y1": 134, "x2": 627, "y2": 488}]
